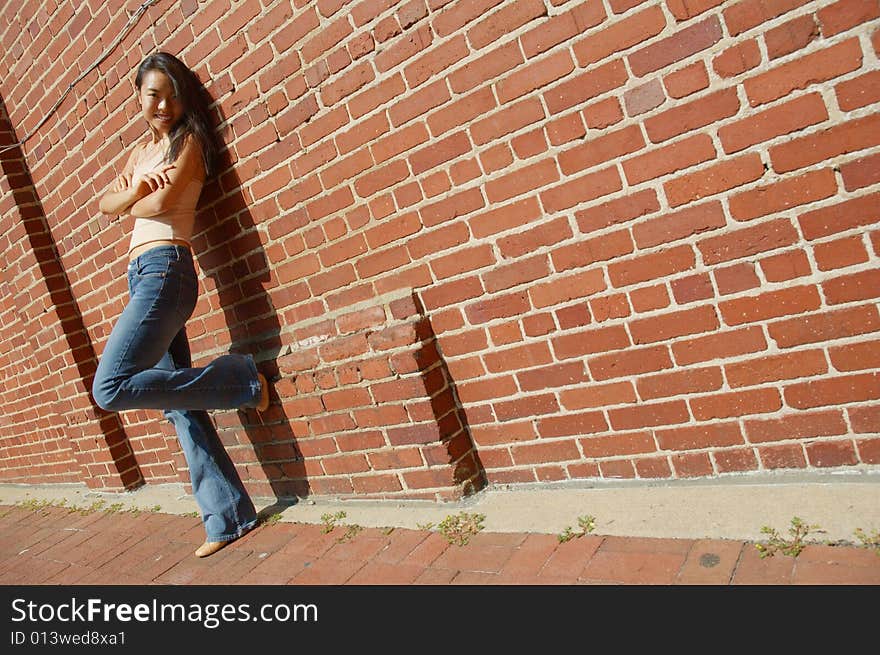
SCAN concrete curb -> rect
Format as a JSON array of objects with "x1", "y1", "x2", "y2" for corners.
[{"x1": 3, "y1": 468, "x2": 879, "y2": 543}]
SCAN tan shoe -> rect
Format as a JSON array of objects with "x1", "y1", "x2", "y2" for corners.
[
  {"x1": 256, "y1": 373, "x2": 270, "y2": 412},
  {"x1": 194, "y1": 540, "x2": 228, "y2": 558}
]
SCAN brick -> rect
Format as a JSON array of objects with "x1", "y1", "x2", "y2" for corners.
[
  {"x1": 404, "y1": 35, "x2": 468, "y2": 88},
  {"x1": 608, "y1": 244, "x2": 695, "y2": 287},
  {"x1": 806, "y1": 440, "x2": 859, "y2": 468},
  {"x1": 822, "y1": 269, "x2": 880, "y2": 305},
  {"x1": 551, "y1": 230, "x2": 633, "y2": 273},
  {"x1": 697, "y1": 218, "x2": 798, "y2": 265},
  {"x1": 516, "y1": 361, "x2": 589, "y2": 392},
  {"x1": 628, "y1": 15, "x2": 722, "y2": 77},
  {"x1": 608, "y1": 399, "x2": 691, "y2": 430},
  {"x1": 483, "y1": 341, "x2": 553, "y2": 374},
  {"x1": 714, "y1": 448, "x2": 760, "y2": 473},
  {"x1": 760, "y1": 249, "x2": 812, "y2": 282},
  {"x1": 730, "y1": 169, "x2": 838, "y2": 220},
  {"x1": 432, "y1": 0, "x2": 503, "y2": 35},
  {"x1": 629, "y1": 305, "x2": 719, "y2": 345},
  {"x1": 573, "y1": 5, "x2": 667, "y2": 68},
  {"x1": 622, "y1": 133, "x2": 716, "y2": 185},
  {"x1": 486, "y1": 158, "x2": 560, "y2": 203},
  {"x1": 744, "y1": 38, "x2": 862, "y2": 107},
  {"x1": 630, "y1": 285, "x2": 671, "y2": 312},
  {"x1": 537, "y1": 411, "x2": 609, "y2": 438},
  {"x1": 840, "y1": 152, "x2": 880, "y2": 191},
  {"x1": 634, "y1": 456, "x2": 674, "y2": 478},
  {"x1": 375, "y1": 24, "x2": 433, "y2": 73},
  {"x1": 537, "y1": 536, "x2": 604, "y2": 582},
  {"x1": 544, "y1": 59, "x2": 628, "y2": 115},
  {"x1": 510, "y1": 435, "x2": 581, "y2": 466},
  {"x1": 719, "y1": 285, "x2": 821, "y2": 325},
  {"x1": 552, "y1": 325, "x2": 631, "y2": 360},
  {"x1": 726, "y1": 350, "x2": 828, "y2": 388},
  {"x1": 817, "y1": 0, "x2": 880, "y2": 37},
  {"x1": 590, "y1": 292, "x2": 632, "y2": 320},
  {"x1": 836, "y1": 70, "x2": 880, "y2": 111},
  {"x1": 624, "y1": 79, "x2": 665, "y2": 117},
  {"x1": 712, "y1": 39, "x2": 762, "y2": 78},
  {"x1": 576, "y1": 189, "x2": 660, "y2": 234},
  {"x1": 799, "y1": 192, "x2": 880, "y2": 240},
  {"x1": 764, "y1": 14, "x2": 819, "y2": 59},
  {"x1": 723, "y1": 0, "x2": 813, "y2": 36},
  {"x1": 672, "y1": 451, "x2": 714, "y2": 478},
  {"x1": 449, "y1": 40, "x2": 523, "y2": 94},
  {"x1": 559, "y1": 380, "x2": 638, "y2": 409},
  {"x1": 498, "y1": 217, "x2": 572, "y2": 260},
  {"x1": 496, "y1": 52, "x2": 574, "y2": 103},
  {"x1": 692, "y1": 387, "x2": 782, "y2": 420},
  {"x1": 676, "y1": 539, "x2": 745, "y2": 584},
  {"x1": 471, "y1": 97, "x2": 546, "y2": 146},
  {"x1": 637, "y1": 366, "x2": 724, "y2": 401},
  {"x1": 583, "y1": 96, "x2": 625, "y2": 129},
  {"x1": 665, "y1": 154, "x2": 765, "y2": 208},
  {"x1": 856, "y1": 437, "x2": 880, "y2": 466},
  {"x1": 671, "y1": 273, "x2": 714, "y2": 304},
  {"x1": 646, "y1": 88, "x2": 739, "y2": 143},
  {"x1": 666, "y1": 0, "x2": 727, "y2": 20},
  {"x1": 465, "y1": 292, "x2": 531, "y2": 324},
  {"x1": 389, "y1": 80, "x2": 450, "y2": 127},
  {"x1": 778, "y1": 116, "x2": 880, "y2": 177},
  {"x1": 656, "y1": 422, "x2": 743, "y2": 450},
  {"x1": 539, "y1": 166, "x2": 622, "y2": 214},
  {"x1": 589, "y1": 345, "x2": 673, "y2": 381},
  {"x1": 579, "y1": 431, "x2": 655, "y2": 457},
  {"x1": 785, "y1": 372, "x2": 880, "y2": 409},
  {"x1": 814, "y1": 235, "x2": 869, "y2": 271},
  {"x1": 744, "y1": 410, "x2": 848, "y2": 443},
  {"x1": 829, "y1": 340, "x2": 880, "y2": 372},
  {"x1": 664, "y1": 61, "x2": 710, "y2": 99},
  {"x1": 558, "y1": 124, "x2": 644, "y2": 176},
  {"x1": 721, "y1": 93, "x2": 828, "y2": 155},
  {"x1": 768, "y1": 304, "x2": 880, "y2": 348},
  {"x1": 522, "y1": 1, "x2": 606, "y2": 58}
]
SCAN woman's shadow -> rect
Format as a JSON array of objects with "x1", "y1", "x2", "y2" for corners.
[{"x1": 190, "y1": 117, "x2": 307, "y2": 521}]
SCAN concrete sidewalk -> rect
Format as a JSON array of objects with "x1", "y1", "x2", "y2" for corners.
[{"x1": 2, "y1": 470, "x2": 879, "y2": 584}]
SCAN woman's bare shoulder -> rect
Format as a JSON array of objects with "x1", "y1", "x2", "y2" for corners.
[{"x1": 177, "y1": 134, "x2": 206, "y2": 179}]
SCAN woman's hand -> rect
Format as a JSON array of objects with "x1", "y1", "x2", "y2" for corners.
[
  {"x1": 133, "y1": 164, "x2": 176, "y2": 194},
  {"x1": 111, "y1": 173, "x2": 132, "y2": 192}
]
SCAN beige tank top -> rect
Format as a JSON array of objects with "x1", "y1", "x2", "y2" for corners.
[{"x1": 127, "y1": 145, "x2": 202, "y2": 254}]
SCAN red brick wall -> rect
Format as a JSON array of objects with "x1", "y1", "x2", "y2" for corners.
[{"x1": 1, "y1": 0, "x2": 878, "y2": 499}]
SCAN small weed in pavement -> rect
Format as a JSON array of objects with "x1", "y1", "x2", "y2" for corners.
[
  {"x1": 854, "y1": 527, "x2": 880, "y2": 555},
  {"x1": 558, "y1": 515, "x2": 597, "y2": 543},
  {"x1": 755, "y1": 516, "x2": 825, "y2": 558},
  {"x1": 437, "y1": 512, "x2": 485, "y2": 546}
]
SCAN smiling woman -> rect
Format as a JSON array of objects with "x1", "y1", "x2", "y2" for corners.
[{"x1": 91, "y1": 52, "x2": 271, "y2": 558}]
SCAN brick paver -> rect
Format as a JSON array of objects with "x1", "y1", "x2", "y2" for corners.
[{"x1": 1, "y1": 504, "x2": 878, "y2": 585}]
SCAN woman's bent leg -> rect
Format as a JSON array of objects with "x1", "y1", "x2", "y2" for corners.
[{"x1": 91, "y1": 246, "x2": 261, "y2": 412}]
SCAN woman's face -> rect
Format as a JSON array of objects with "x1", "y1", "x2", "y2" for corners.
[{"x1": 138, "y1": 69, "x2": 182, "y2": 138}]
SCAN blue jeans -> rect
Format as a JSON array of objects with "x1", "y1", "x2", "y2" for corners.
[{"x1": 92, "y1": 245, "x2": 258, "y2": 542}]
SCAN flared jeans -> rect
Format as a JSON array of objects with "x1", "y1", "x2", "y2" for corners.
[{"x1": 92, "y1": 245, "x2": 259, "y2": 542}]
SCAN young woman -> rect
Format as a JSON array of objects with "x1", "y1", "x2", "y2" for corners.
[{"x1": 92, "y1": 51, "x2": 269, "y2": 558}]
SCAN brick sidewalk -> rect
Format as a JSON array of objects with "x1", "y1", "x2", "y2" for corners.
[{"x1": 2, "y1": 504, "x2": 878, "y2": 585}]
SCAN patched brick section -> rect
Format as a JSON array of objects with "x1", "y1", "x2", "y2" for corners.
[{"x1": 266, "y1": 292, "x2": 485, "y2": 501}]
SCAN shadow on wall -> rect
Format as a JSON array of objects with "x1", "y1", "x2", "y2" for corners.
[
  {"x1": 192, "y1": 113, "x2": 308, "y2": 502},
  {"x1": 0, "y1": 93, "x2": 143, "y2": 490}
]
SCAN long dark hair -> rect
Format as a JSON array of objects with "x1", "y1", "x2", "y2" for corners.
[{"x1": 135, "y1": 51, "x2": 223, "y2": 179}]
